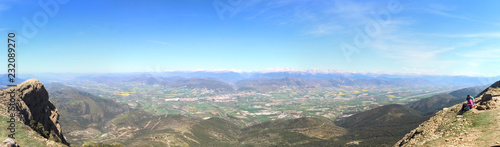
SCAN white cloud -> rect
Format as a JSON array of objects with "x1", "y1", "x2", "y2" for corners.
[
  {"x1": 402, "y1": 67, "x2": 438, "y2": 75},
  {"x1": 428, "y1": 4, "x2": 455, "y2": 11},
  {"x1": 426, "y1": 32, "x2": 500, "y2": 38},
  {"x1": 147, "y1": 40, "x2": 169, "y2": 45},
  {"x1": 458, "y1": 48, "x2": 500, "y2": 58},
  {"x1": 75, "y1": 31, "x2": 85, "y2": 36},
  {"x1": 0, "y1": 0, "x2": 18, "y2": 12},
  {"x1": 422, "y1": 4, "x2": 472, "y2": 21},
  {"x1": 368, "y1": 29, "x2": 486, "y2": 74},
  {"x1": 163, "y1": 68, "x2": 244, "y2": 73},
  {"x1": 326, "y1": 0, "x2": 377, "y2": 22},
  {"x1": 426, "y1": 10, "x2": 470, "y2": 21},
  {"x1": 417, "y1": 3, "x2": 500, "y2": 27},
  {"x1": 307, "y1": 24, "x2": 342, "y2": 35},
  {"x1": 261, "y1": 67, "x2": 301, "y2": 73},
  {"x1": 217, "y1": 0, "x2": 498, "y2": 76}
]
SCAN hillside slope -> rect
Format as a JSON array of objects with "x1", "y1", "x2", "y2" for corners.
[
  {"x1": 396, "y1": 80, "x2": 500, "y2": 147},
  {"x1": 0, "y1": 114, "x2": 68, "y2": 146},
  {"x1": 334, "y1": 104, "x2": 428, "y2": 146},
  {"x1": 406, "y1": 86, "x2": 486, "y2": 116},
  {"x1": 69, "y1": 109, "x2": 347, "y2": 147},
  {"x1": 75, "y1": 109, "x2": 242, "y2": 147},
  {"x1": 406, "y1": 94, "x2": 463, "y2": 116},
  {"x1": 46, "y1": 83, "x2": 130, "y2": 145},
  {"x1": 240, "y1": 117, "x2": 346, "y2": 146},
  {"x1": 324, "y1": 86, "x2": 484, "y2": 147}
]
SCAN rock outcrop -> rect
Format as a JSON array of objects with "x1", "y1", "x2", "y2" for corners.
[
  {"x1": 475, "y1": 80, "x2": 500, "y2": 110},
  {"x1": 0, "y1": 79, "x2": 69, "y2": 146}
]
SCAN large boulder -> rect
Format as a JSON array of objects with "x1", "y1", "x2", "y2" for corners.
[{"x1": 1, "y1": 138, "x2": 18, "y2": 147}]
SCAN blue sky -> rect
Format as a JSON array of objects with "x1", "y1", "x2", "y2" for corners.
[{"x1": 0, "y1": 0, "x2": 499, "y2": 76}]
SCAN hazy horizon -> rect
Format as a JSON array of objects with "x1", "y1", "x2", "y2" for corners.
[{"x1": 11, "y1": 68, "x2": 500, "y2": 78}]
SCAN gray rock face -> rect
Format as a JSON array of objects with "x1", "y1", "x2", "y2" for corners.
[
  {"x1": 0, "y1": 79, "x2": 69, "y2": 146},
  {"x1": 1, "y1": 138, "x2": 18, "y2": 147}
]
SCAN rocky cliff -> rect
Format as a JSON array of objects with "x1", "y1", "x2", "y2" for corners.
[
  {"x1": 395, "y1": 80, "x2": 500, "y2": 147},
  {"x1": 0, "y1": 79, "x2": 69, "y2": 146}
]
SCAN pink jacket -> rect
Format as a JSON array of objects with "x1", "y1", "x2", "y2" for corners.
[{"x1": 467, "y1": 99, "x2": 474, "y2": 107}]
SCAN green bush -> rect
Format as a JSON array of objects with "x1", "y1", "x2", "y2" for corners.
[
  {"x1": 29, "y1": 120, "x2": 47, "y2": 137},
  {"x1": 49, "y1": 136, "x2": 61, "y2": 142},
  {"x1": 82, "y1": 141, "x2": 97, "y2": 147},
  {"x1": 80, "y1": 141, "x2": 124, "y2": 147}
]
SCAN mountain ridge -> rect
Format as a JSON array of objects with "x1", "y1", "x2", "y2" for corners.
[
  {"x1": 27, "y1": 71, "x2": 499, "y2": 88},
  {"x1": 45, "y1": 83, "x2": 130, "y2": 145}
]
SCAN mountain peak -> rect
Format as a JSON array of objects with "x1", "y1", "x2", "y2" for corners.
[{"x1": 0, "y1": 79, "x2": 69, "y2": 146}]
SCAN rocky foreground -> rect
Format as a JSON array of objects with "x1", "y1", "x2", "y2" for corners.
[{"x1": 396, "y1": 81, "x2": 500, "y2": 147}]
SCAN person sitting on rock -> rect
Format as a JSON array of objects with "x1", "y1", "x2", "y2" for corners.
[
  {"x1": 467, "y1": 95, "x2": 474, "y2": 103},
  {"x1": 460, "y1": 96, "x2": 474, "y2": 112}
]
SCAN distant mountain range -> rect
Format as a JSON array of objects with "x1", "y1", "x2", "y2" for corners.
[
  {"x1": 21, "y1": 71, "x2": 493, "y2": 93},
  {"x1": 22, "y1": 70, "x2": 499, "y2": 89},
  {"x1": 0, "y1": 74, "x2": 26, "y2": 88},
  {"x1": 85, "y1": 74, "x2": 440, "y2": 93},
  {"x1": 149, "y1": 71, "x2": 499, "y2": 88}
]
